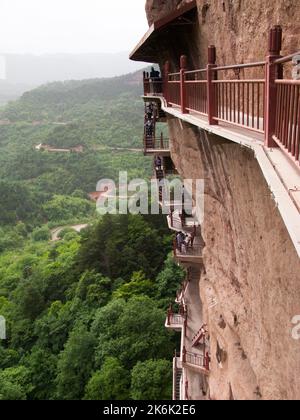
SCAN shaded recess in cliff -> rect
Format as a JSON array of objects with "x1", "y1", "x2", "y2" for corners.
[{"x1": 131, "y1": 0, "x2": 201, "y2": 70}]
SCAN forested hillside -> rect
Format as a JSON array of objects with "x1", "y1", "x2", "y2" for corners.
[
  {"x1": 0, "y1": 72, "x2": 182, "y2": 400},
  {"x1": 0, "y1": 71, "x2": 152, "y2": 249},
  {"x1": 0, "y1": 214, "x2": 183, "y2": 400}
]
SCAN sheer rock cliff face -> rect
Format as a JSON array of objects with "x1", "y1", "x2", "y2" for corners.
[
  {"x1": 146, "y1": 0, "x2": 193, "y2": 25},
  {"x1": 144, "y1": 0, "x2": 300, "y2": 400},
  {"x1": 146, "y1": 1, "x2": 300, "y2": 62}
]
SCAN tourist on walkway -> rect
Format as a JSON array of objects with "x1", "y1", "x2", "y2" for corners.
[
  {"x1": 146, "y1": 103, "x2": 153, "y2": 119},
  {"x1": 176, "y1": 232, "x2": 184, "y2": 253},
  {"x1": 145, "y1": 120, "x2": 154, "y2": 137},
  {"x1": 155, "y1": 156, "x2": 162, "y2": 170},
  {"x1": 150, "y1": 67, "x2": 160, "y2": 79}
]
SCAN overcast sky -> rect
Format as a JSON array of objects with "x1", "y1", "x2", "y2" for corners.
[{"x1": 0, "y1": 0, "x2": 148, "y2": 55}]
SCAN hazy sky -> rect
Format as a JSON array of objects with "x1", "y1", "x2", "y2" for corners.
[{"x1": 0, "y1": 0, "x2": 148, "y2": 55}]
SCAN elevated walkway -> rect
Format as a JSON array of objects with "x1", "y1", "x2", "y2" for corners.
[
  {"x1": 167, "y1": 210, "x2": 199, "y2": 234},
  {"x1": 144, "y1": 94, "x2": 300, "y2": 258},
  {"x1": 173, "y1": 232, "x2": 203, "y2": 266},
  {"x1": 173, "y1": 357, "x2": 183, "y2": 400},
  {"x1": 168, "y1": 266, "x2": 210, "y2": 400}
]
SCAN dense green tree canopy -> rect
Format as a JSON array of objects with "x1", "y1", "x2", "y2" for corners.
[
  {"x1": 130, "y1": 360, "x2": 173, "y2": 400},
  {"x1": 84, "y1": 358, "x2": 130, "y2": 401},
  {"x1": 0, "y1": 69, "x2": 183, "y2": 401}
]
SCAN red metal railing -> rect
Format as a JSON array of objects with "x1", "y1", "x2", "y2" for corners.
[
  {"x1": 168, "y1": 72, "x2": 181, "y2": 107},
  {"x1": 167, "y1": 304, "x2": 188, "y2": 336},
  {"x1": 144, "y1": 134, "x2": 170, "y2": 151},
  {"x1": 157, "y1": 26, "x2": 300, "y2": 169},
  {"x1": 192, "y1": 324, "x2": 208, "y2": 347},
  {"x1": 176, "y1": 278, "x2": 190, "y2": 303},
  {"x1": 182, "y1": 347, "x2": 210, "y2": 372},
  {"x1": 273, "y1": 78, "x2": 300, "y2": 164},
  {"x1": 169, "y1": 314, "x2": 184, "y2": 325},
  {"x1": 185, "y1": 69, "x2": 208, "y2": 115},
  {"x1": 166, "y1": 58, "x2": 266, "y2": 133},
  {"x1": 143, "y1": 73, "x2": 150, "y2": 95},
  {"x1": 213, "y1": 77, "x2": 265, "y2": 133},
  {"x1": 143, "y1": 72, "x2": 163, "y2": 96}
]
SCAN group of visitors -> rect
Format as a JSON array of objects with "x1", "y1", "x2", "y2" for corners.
[
  {"x1": 149, "y1": 67, "x2": 162, "y2": 95},
  {"x1": 155, "y1": 156, "x2": 162, "y2": 171},
  {"x1": 150, "y1": 67, "x2": 160, "y2": 79},
  {"x1": 176, "y1": 231, "x2": 193, "y2": 254},
  {"x1": 144, "y1": 102, "x2": 156, "y2": 146}
]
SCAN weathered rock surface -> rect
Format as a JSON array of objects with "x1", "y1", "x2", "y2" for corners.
[
  {"x1": 146, "y1": 1, "x2": 300, "y2": 64},
  {"x1": 144, "y1": 0, "x2": 300, "y2": 400},
  {"x1": 145, "y1": 0, "x2": 193, "y2": 25}
]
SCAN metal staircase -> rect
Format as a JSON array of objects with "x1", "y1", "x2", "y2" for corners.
[{"x1": 175, "y1": 367, "x2": 182, "y2": 400}]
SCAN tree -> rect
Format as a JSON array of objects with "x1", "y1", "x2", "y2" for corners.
[
  {"x1": 56, "y1": 324, "x2": 96, "y2": 400},
  {"x1": 43, "y1": 195, "x2": 93, "y2": 223},
  {"x1": 93, "y1": 297, "x2": 174, "y2": 369},
  {"x1": 14, "y1": 279, "x2": 45, "y2": 321},
  {"x1": 34, "y1": 301, "x2": 79, "y2": 354},
  {"x1": 130, "y1": 360, "x2": 172, "y2": 400},
  {"x1": 24, "y1": 347, "x2": 57, "y2": 400},
  {"x1": 84, "y1": 358, "x2": 129, "y2": 400},
  {"x1": 155, "y1": 254, "x2": 185, "y2": 303},
  {"x1": 112, "y1": 271, "x2": 154, "y2": 301},
  {"x1": 75, "y1": 270, "x2": 111, "y2": 307},
  {"x1": 76, "y1": 214, "x2": 168, "y2": 281},
  {"x1": 0, "y1": 366, "x2": 32, "y2": 400},
  {"x1": 32, "y1": 226, "x2": 51, "y2": 242}
]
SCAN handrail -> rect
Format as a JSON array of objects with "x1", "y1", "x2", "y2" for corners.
[
  {"x1": 214, "y1": 61, "x2": 266, "y2": 71},
  {"x1": 273, "y1": 51, "x2": 300, "y2": 65},
  {"x1": 142, "y1": 26, "x2": 300, "y2": 171},
  {"x1": 183, "y1": 348, "x2": 210, "y2": 371},
  {"x1": 212, "y1": 79, "x2": 265, "y2": 83},
  {"x1": 169, "y1": 314, "x2": 184, "y2": 324},
  {"x1": 185, "y1": 79, "x2": 207, "y2": 84},
  {"x1": 185, "y1": 68, "x2": 207, "y2": 75},
  {"x1": 275, "y1": 79, "x2": 300, "y2": 85}
]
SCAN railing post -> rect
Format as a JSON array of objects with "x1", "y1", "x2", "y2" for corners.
[
  {"x1": 143, "y1": 71, "x2": 146, "y2": 96},
  {"x1": 207, "y1": 45, "x2": 218, "y2": 125},
  {"x1": 173, "y1": 238, "x2": 177, "y2": 256},
  {"x1": 185, "y1": 381, "x2": 189, "y2": 400},
  {"x1": 203, "y1": 333, "x2": 206, "y2": 366},
  {"x1": 164, "y1": 61, "x2": 170, "y2": 105},
  {"x1": 265, "y1": 25, "x2": 283, "y2": 147},
  {"x1": 183, "y1": 346, "x2": 187, "y2": 363},
  {"x1": 143, "y1": 71, "x2": 150, "y2": 96},
  {"x1": 205, "y1": 352, "x2": 210, "y2": 371},
  {"x1": 180, "y1": 55, "x2": 188, "y2": 114},
  {"x1": 167, "y1": 305, "x2": 173, "y2": 325}
]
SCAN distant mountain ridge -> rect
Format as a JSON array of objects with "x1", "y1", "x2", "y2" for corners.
[
  {"x1": 2, "y1": 52, "x2": 145, "y2": 86},
  {"x1": 0, "y1": 69, "x2": 146, "y2": 123}
]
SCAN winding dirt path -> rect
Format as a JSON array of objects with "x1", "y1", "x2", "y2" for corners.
[{"x1": 51, "y1": 224, "x2": 88, "y2": 242}]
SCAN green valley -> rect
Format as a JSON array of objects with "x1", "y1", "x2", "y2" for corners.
[{"x1": 0, "y1": 72, "x2": 183, "y2": 400}]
